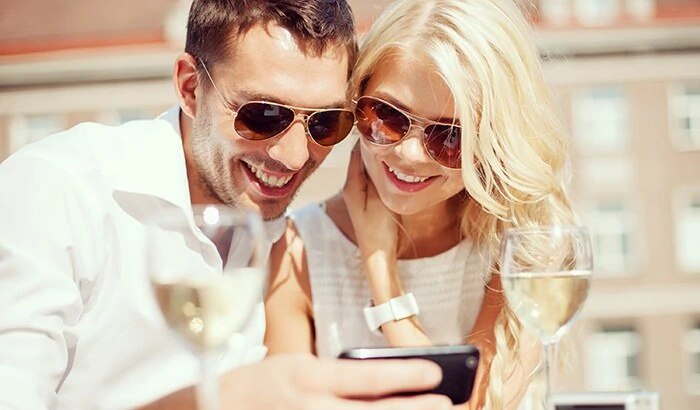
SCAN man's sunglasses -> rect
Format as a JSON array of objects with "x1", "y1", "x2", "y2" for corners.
[
  {"x1": 354, "y1": 96, "x2": 462, "y2": 169},
  {"x1": 200, "y1": 60, "x2": 355, "y2": 147}
]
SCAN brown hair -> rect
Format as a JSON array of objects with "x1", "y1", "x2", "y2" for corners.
[{"x1": 185, "y1": 0, "x2": 358, "y2": 76}]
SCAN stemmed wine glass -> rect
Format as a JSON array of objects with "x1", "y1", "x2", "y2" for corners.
[
  {"x1": 500, "y1": 226, "x2": 593, "y2": 409},
  {"x1": 147, "y1": 205, "x2": 266, "y2": 410}
]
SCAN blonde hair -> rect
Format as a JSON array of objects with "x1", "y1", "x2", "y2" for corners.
[{"x1": 349, "y1": 0, "x2": 575, "y2": 408}]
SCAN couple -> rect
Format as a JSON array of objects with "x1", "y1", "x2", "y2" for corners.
[{"x1": 0, "y1": 0, "x2": 574, "y2": 409}]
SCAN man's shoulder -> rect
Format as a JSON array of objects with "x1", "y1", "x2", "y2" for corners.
[{"x1": 3, "y1": 117, "x2": 168, "y2": 177}]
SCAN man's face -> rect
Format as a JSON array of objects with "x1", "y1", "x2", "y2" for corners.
[{"x1": 190, "y1": 25, "x2": 349, "y2": 220}]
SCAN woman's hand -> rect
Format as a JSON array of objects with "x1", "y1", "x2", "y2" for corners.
[
  {"x1": 342, "y1": 142, "x2": 398, "y2": 258},
  {"x1": 342, "y1": 142, "x2": 431, "y2": 346},
  {"x1": 342, "y1": 143, "x2": 402, "y2": 303}
]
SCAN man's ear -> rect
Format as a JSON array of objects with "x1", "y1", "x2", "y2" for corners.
[{"x1": 173, "y1": 52, "x2": 199, "y2": 120}]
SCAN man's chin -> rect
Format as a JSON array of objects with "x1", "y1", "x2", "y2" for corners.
[
  {"x1": 257, "y1": 199, "x2": 292, "y2": 221},
  {"x1": 235, "y1": 192, "x2": 292, "y2": 221}
]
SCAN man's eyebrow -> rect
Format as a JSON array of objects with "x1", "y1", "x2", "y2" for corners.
[{"x1": 231, "y1": 90, "x2": 348, "y2": 110}]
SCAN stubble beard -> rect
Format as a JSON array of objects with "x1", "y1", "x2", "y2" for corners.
[
  {"x1": 190, "y1": 113, "x2": 243, "y2": 208},
  {"x1": 190, "y1": 112, "x2": 313, "y2": 221}
]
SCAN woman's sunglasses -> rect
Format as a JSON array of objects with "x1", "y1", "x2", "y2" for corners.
[
  {"x1": 200, "y1": 60, "x2": 355, "y2": 147},
  {"x1": 354, "y1": 95, "x2": 462, "y2": 169}
]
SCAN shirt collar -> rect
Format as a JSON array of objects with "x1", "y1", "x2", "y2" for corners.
[
  {"x1": 112, "y1": 105, "x2": 192, "y2": 216},
  {"x1": 264, "y1": 217, "x2": 286, "y2": 244}
]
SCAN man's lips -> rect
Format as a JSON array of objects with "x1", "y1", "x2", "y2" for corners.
[{"x1": 240, "y1": 160, "x2": 298, "y2": 198}]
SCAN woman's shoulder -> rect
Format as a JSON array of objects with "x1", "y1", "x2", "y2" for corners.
[
  {"x1": 287, "y1": 195, "x2": 357, "y2": 245},
  {"x1": 320, "y1": 194, "x2": 357, "y2": 246}
]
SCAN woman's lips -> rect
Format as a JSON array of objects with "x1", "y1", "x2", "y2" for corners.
[{"x1": 383, "y1": 163, "x2": 438, "y2": 193}]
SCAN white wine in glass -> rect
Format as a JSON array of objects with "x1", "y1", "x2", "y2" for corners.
[
  {"x1": 148, "y1": 205, "x2": 266, "y2": 410},
  {"x1": 502, "y1": 270, "x2": 591, "y2": 344},
  {"x1": 153, "y1": 267, "x2": 262, "y2": 350},
  {"x1": 500, "y1": 226, "x2": 593, "y2": 409}
]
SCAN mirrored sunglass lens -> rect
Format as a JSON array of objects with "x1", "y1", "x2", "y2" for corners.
[
  {"x1": 425, "y1": 125, "x2": 462, "y2": 168},
  {"x1": 234, "y1": 102, "x2": 295, "y2": 140},
  {"x1": 355, "y1": 98, "x2": 410, "y2": 144},
  {"x1": 308, "y1": 110, "x2": 355, "y2": 147}
]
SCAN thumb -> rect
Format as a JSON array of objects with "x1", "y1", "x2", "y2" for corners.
[
  {"x1": 346, "y1": 141, "x2": 362, "y2": 179},
  {"x1": 343, "y1": 141, "x2": 366, "y2": 194}
]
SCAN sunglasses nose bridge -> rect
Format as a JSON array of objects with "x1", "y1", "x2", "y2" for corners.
[
  {"x1": 293, "y1": 112, "x2": 309, "y2": 124},
  {"x1": 408, "y1": 123, "x2": 427, "y2": 133},
  {"x1": 404, "y1": 123, "x2": 427, "y2": 141}
]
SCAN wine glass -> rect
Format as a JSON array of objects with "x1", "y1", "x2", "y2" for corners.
[
  {"x1": 500, "y1": 226, "x2": 593, "y2": 409},
  {"x1": 147, "y1": 205, "x2": 266, "y2": 410}
]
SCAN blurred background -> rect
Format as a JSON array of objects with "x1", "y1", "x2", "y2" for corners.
[{"x1": 0, "y1": 0, "x2": 699, "y2": 408}]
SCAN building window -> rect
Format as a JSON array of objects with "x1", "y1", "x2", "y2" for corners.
[
  {"x1": 585, "y1": 200, "x2": 636, "y2": 275},
  {"x1": 675, "y1": 188, "x2": 700, "y2": 273},
  {"x1": 539, "y1": 0, "x2": 573, "y2": 26},
  {"x1": 573, "y1": 86, "x2": 630, "y2": 154},
  {"x1": 574, "y1": 0, "x2": 622, "y2": 26},
  {"x1": 586, "y1": 326, "x2": 642, "y2": 391},
  {"x1": 685, "y1": 323, "x2": 700, "y2": 394},
  {"x1": 670, "y1": 84, "x2": 700, "y2": 151},
  {"x1": 9, "y1": 113, "x2": 65, "y2": 153}
]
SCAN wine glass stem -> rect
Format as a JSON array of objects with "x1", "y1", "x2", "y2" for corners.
[
  {"x1": 197, "y1": 351, "x2": 220, "y2": 410},
  {"x1": 543, "y1": 342, "x2": 558, "y2": 410}
]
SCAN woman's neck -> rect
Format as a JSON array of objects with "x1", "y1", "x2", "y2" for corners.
[
  {"x1": 396, "y1": 195, "x2": 464, "y2": 259},
  {"x1": 325, "y1": 193, "x2": 466, "y2": 260}
]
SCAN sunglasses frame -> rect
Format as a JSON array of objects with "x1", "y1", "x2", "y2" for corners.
[
  {"x1": 199, "y1": 59, "x2": 355, "y2": 147},
  {"x1": 353, "y1": 95, "x2": 463, "y2": 169}
]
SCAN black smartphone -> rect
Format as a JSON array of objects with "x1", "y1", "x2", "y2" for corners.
[{"x1": 338, "y1": 345, "x2": 480, "y2": 405}]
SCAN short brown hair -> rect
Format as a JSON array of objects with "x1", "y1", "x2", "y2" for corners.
[{"x1": 186, "y1": 0, "x2": 358, "y2": 75}]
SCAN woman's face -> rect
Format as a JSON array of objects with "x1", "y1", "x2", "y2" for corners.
[{"x1": 359, "y1": 53, "x2": 465, "y2": 215}]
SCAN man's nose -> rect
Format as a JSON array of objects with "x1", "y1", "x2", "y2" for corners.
[{"x1": 266, "y1": 117, "x2": 310, "y2": 171}]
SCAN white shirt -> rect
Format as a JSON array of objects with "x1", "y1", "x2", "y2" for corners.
[
  {"x1": 0, "y1": 107, "x2": 284, "y2": 410},
  {"x1": 291, "y1": 204, "x2": 491, "y2": 358}
]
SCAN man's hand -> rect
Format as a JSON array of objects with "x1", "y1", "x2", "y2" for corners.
[
  {"x1": 142, "y1": 353, "x2": 452, "y2": 410},
  {"x1": 224, "y1": 354, "x2": 452, "y2": 409}
]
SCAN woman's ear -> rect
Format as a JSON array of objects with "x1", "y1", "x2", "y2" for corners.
[{"x1": 173, "y1": 52, "x2": 200, "y2": 120}]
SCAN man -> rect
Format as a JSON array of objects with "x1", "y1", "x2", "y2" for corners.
[{"x1": 0, "y1": 0, "x2": 452, "y2": 409}]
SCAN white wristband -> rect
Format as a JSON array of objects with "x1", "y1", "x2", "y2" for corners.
[{"x1": 363, "y1": 293, "x2": 420, "y2": 335}]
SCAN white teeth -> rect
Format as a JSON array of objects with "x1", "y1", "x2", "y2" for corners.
[
  {"x1": 388, "y1": 167, "x2": 429, "y2": 184},
  {"x1": 245, "y1": 163, "x2": 293, "y2": 188}
]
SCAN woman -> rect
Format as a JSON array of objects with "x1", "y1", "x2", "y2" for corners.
[{"x1": 265, "y1": 0, "x2": 574, "y2": 408}]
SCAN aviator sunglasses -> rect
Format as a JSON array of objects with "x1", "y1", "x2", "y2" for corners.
[
  {"x1": 354, "y1": 95, "x2": 462, "y2": 169},
  {"x1": 200, "y1": 59, "x2": 355, "y2": 147}
]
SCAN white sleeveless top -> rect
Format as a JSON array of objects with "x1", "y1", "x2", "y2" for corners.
[{"x1": 291, "y1": 203, "x2": 492, "y2": 358}]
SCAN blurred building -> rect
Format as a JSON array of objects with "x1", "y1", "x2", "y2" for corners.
[
  {"x1": 1, "y1": 0, "x2": 699, "y2": 408},
  {"x1": 531, "y1": 2, "x2": 700, "y2": 409}
]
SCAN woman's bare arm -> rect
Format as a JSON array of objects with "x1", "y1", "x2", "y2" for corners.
[
  {"x1": 465, "y1": 275, "x2": 542, "y2": 410},
  {"x1": 264, "y1": 220, "x2": 316, "y2": 355}
]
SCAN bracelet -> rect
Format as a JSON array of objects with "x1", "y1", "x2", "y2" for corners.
[{"x1": 363, "y1": 293, "x2": 420, "y2": 335}]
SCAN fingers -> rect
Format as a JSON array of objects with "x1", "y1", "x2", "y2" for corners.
[
  {"x1": 343, "y1": 141, "x2": 369, "y2": 212},
  {"x1": 362, "y1": 395, "x2": 453, "y2": 410},
  {"x1": 316, "y1": 394, "x2": 452, "y2": 410},
  {"x1": 319, "y1": 359, "x2": 443, "y2": 398},
  {"x1": 346, "y1": 141, "x2": 362, "y2": 180}
]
